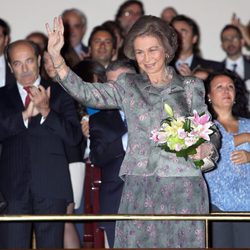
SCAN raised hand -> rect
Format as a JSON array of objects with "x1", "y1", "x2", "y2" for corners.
[
  {"x1": 231, "y1": 13, "x2": 250, "y2": 47},
  {"x1": 45, "y1": 16, "x2": 65, "y2": 61}
]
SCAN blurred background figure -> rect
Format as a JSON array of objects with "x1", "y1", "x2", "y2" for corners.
[
  {"x1": 62, "y1": 8, "x2": 88, "y2": 59},
  {"x1": 160, "y1": 6, "x2": 178, "y2": 24},
  {"x1": 170, "y1": 15, "x2": 223, "y2": 76},
  {"x1": 220, "y1": 24, "x2": 250, "y2": 82},
  {"x1": 115, "y1": 0, "x2": 144, "y2": 37},
  {"x1": 0, "y1": 18, "x2": 15, "y2": 87},
  {"x1": 204, "y1": 70, "x2": 250, "y2": 248},
  {"x1": 26, "y1": 31, "x2": 48, "y2": 54}
]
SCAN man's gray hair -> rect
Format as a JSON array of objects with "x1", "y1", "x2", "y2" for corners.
[{"x1": 62, "y1": 8, "x2": 87, "y2": 26}]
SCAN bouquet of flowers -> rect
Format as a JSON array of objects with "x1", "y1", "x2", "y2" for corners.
[{"x1": 150, "y1": 104, "x2": 215, "y2": 168}]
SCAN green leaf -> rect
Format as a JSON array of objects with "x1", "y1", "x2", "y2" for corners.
[{"x1": 193, "y1": 159, "x2": 204, "y2": 168}]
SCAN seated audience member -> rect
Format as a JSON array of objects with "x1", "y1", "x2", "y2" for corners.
[
  {"x1": 0, "y1": 40, "x2": 82, "y2": 249},
  {"x1": 89, "y1": 59, "x2": 136, "y2": 248},
  {"x1": 170, "y1": 15, "x2": 223, "y2": 76},
  {"x1": 160, "y1": 6, "x2": 178, "y2": 24},
  {"x1": 220, "y1": 24, "x2": 250, "y2": 82},
  {"x1": 0, "y1": 18, "x2": 15, "y2": 87},
  {"x1": 42, "y1": 51, "x2": 85, "y2": 248},
  {"x1": 204, "y1": 70, "x2": 250, "y2": 248},
  {"x1": 115, "y1": 0, "x2": 144, "y2": 37}
]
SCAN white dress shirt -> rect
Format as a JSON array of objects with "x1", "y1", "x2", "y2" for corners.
[
  {"x1": 226, "y1": 56, "x2": 244, "y2": 79},
  {"x1": 175, "y1": 54, "x2": 194, "y2": 70},
  {"x1": 119, "y1": 110, "x2": 128, "y2": 151},
  {"x1": 0, "y1": 55, "x2": 6, "y2": 87}
]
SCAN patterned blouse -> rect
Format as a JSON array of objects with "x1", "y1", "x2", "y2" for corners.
[{"x1": 205, "y1": 118, "x2": 250, "y2": 211}]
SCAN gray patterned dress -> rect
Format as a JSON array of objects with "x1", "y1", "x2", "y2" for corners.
[{"x1": 58, "y1": 66, "x2": 220, "y2": 248}]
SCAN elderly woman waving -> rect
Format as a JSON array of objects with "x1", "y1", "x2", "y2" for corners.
[{"x1": 46, "y1": 15, "x2": 220, "y2": 248}]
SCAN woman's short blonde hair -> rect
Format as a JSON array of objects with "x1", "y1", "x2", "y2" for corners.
[{"x1": 124, "y1": 15, "x2": 178, "y2": 64}]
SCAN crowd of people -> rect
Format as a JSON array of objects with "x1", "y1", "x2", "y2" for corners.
[{"x1": 0, "y1": 0, "x2": 250, "y2": 248}]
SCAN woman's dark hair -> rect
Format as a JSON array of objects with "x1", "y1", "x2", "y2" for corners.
[
  {"x1": 124, "y1": 15, "x2": 178, "y2": 63},
  {"x1": 205, "y1": 69, "x2": 250, "y2": 119},
  {"x1": 73, "y1": 59, "x2": 107, "y2": 83}
]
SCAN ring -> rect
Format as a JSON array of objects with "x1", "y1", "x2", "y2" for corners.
[{"x1": 53, "y1": 29, "x2": 57, "y2": 32}]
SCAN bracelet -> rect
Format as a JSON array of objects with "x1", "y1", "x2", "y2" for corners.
[{"x1": 53, "y1": 58, "x2": 65, "y2": 69}]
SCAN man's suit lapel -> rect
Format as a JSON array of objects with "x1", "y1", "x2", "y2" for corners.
[
  {"x1": 7, "y1": 84, "x2": 25, "y2": 112},
  {"x1": 5, "y1": 60, "x2": 15, "y2": 86},
  {"x1": 244, "y1": 56, "x2": 250, "y2": 80}
]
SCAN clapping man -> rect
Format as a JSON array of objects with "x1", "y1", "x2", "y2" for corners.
[{"x1": 0, "y1": 40, "x2": 82, "y2": 248}]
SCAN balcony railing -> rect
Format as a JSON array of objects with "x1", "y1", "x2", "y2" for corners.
[{"x1": 1, "y1": 212, "x2": 250, "y2": 248}]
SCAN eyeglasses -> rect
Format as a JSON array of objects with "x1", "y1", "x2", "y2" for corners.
[
  {"x1": 222, "y1": 36, "x2": 241, "y2": 43},
  {"x1": 122, "y1": 10, "x2": 142, "y2": 17}
]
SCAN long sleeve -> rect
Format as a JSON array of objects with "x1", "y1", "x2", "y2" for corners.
[{"x1": 58, "y1": 69, "x2": 126, "y2": 110}]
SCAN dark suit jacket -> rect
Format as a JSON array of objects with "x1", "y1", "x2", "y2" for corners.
[
  {"x1": 89, "y1": 109, "x2": 127, "y2": 247},
  {"x1": 5, "y1": 60, "x2": 15, "y2": 86},
  {"x1": 0, "y1": 79, "x2": 82, "y2": 202},
  {"x1": 222, "y1": 55, "x2": 250, "y2": 81},
  {"x1": 89, "y1": 110, "x2": 126, "y2": 208},
  {"x1": 171, "y1": 55, "x2": 224, "y2": 72}
]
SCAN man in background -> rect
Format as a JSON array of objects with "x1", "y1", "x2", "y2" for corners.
[
  {"x1": 171, "y1": 15, "x2": 223, "y2": 76},
  {"x1": 221, "y1": 24, "x2": 250, "y2": 82},
  {"x1": 0, "y1": 18, "x2": 15, "y2": 87},
  {"x1": 62, "y1": 8, "x2": 88, "y2": 59}
]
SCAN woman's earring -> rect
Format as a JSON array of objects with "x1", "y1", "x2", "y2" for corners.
[
  {"x1": 165, "y1": 53, "x2": 169, "y2": 59},
  {"x1": 208, "y1": 98, "x2": 212, "y2": 103}
]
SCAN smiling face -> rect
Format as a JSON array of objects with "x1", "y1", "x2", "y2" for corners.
[
  {"x1": 208, "y1": 75, "x2": 236, "y2": 112},
  {"x1": 89, "y1": 31, "x2": 115, "y2": 67},
  {"x1": 134, "y1": 35, "x2": 166, "y2": 77},
  {"x1": 8, "y1": 42, "x2": 40, "y2": 87}
]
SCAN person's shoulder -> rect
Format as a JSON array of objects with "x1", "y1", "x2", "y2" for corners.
[
  {"x1": 116, "y1": 72, "x2": 142, "y2": 86},
  {"x1": 243, "y1": 54, "x2": 250, "y2": 62},
  {"x1": 194, "y1": 56, "x2": 224, "y2": 70}
]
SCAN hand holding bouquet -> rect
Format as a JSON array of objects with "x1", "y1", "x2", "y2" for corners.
[{"x1": 150, "y1": 104, "x2": 215, "y2": 168}]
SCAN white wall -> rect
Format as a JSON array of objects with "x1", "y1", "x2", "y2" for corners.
[{"x1": 2, "y1": 0, "x2": 250, "y2": 61}]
